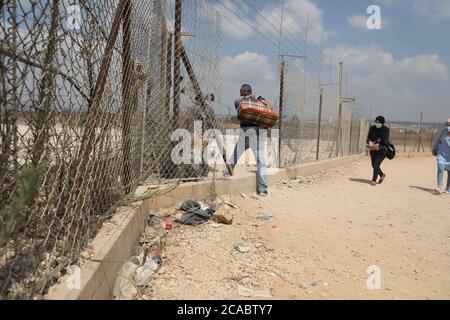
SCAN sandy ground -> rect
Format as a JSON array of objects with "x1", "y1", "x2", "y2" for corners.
[{"x1": 139, "y1": 156, "x2": 450, "y2": 300}]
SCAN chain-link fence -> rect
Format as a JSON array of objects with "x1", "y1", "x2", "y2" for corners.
[
  {"x1": 0, "y1": 0, "x2": 223, "y2": 299},
  {"x1": 390, "y1": 126, "x2": 440, "y2": 154},
  {"x1": 277, "y1": 58, "x2": 369, "y2": 168}
]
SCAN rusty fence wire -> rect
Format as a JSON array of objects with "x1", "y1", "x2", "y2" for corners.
[{"x1": 0, "y1": 0, "x2": 223, "y2": 299}]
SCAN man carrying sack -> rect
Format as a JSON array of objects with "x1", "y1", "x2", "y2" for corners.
[{"x1": 227, "y1": 84, "x2": 278, "y2": 196}]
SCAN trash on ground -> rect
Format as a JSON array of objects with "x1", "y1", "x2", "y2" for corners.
[
  {"x1": 258, "y1": 211, "x2": 276, "y2": 220},
  {"x1": 311, "y1": 280, "x2": 318, "y2": 287},
  {"x1": 223, "y1": 201, "x2": 239, "y2": 209},
  {"x1": 175, "y1": 200, "x2": 216, "y2": 226},
  {"x1": 113, "y1": 256, "x2": 142, "y2": 300},
  {"x1": 164, "y1": 220, "x2": 173, "y2": 230},
  {"x1": 147, "y1": 215, "x2": 164, "y2": 227},
  {"x1": 135, "y1": 249, "x2": 163, "y2": 287},
  {"x1": 210, "y1": 222, "x2": 223, "y2": 228},
  {"x1": 140, "y1": 230, "x2": 169, "y2": 247},
  {"x1": 241, "y1": 193, "x2": 248, "y2": 199},
  {"x1": 238, "y1": 286, "x2": 273, "y2": 298},
  {"x1": 234, "y1": 242, "x2": 251, "y2": 253}
]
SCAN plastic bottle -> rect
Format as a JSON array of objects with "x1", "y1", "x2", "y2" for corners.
[
  {"x1": 134, "y1": 249, "x2": 163, "y2": 287},
  {"x1": 113, "y1": 255, "x2": 142, "y2": 300}
]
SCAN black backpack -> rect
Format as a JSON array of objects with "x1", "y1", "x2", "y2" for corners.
[{"x1": 382, "y1": 143, "x2": 396, "y2": 160}]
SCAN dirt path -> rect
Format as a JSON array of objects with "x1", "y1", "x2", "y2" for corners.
[{"x1": 141, "y1": 156, "x2": 450, "y2": 300}]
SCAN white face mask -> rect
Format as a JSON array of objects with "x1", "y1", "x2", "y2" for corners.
[
  {"x1": 375, "y1": 123, "x2": 383, "y2": 129},
  {"x1": 447, "y1": 126, "x2": 450, "y2": 132}
]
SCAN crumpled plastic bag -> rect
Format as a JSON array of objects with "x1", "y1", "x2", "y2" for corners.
[{"x1": 175, "y1": 200, "x2": 217, "y2": 226}]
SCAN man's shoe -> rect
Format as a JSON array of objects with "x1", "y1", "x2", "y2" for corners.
[
  {"x1": 258, "y1": 192, "x2": 268, "y2": 197},
  {"x1": 370, "y1": 181, "x2": 377, "y2": 186},
  {"x1": 379, "y1": 174, "x2": 387, "y2": 184}
]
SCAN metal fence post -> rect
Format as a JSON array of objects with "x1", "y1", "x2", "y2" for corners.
[
  {"x1": 356, "y1": 117, "x2": 361, "y2": 154},
  {"x1": 165, "y1": 32, "x2": 173, "y2": 116},
  {"x1": 403, "y1": 128, "x2": 407, "y2": 153},
  {"x1": 316, "y1": 87, "x2": 323, "y2": 161},
  {"x1": 122, "y1": 0, "x2": 133, "y2": 194},
  {"x1": 278, "y1": 60, "x2": 285, "y2": 169},
  {"x1": 348, "y1": 111, "x2": 354, "y2": 155},
  {"x1": 173, "y1": 0, "x2": 182, "y2": 130}
]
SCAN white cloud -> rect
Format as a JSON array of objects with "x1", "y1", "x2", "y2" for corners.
[
  {"x1": 323, "y1": 43, "x2": 449, "y2": 120},
  {"x1": 215, "y1": 0, "x2": 329, "y2": 45},
  {"x1": 326, "y1": 43, "x2": 448, "y2": 81},
  {"x1": 221, "y1": 52, "x2": 277, "y2": 115},
  {"x1": 347, "y1": 14, "x2": 369, "y2": 30},
  {"x1": 397, "y1": 54, "x2": 449, "y2": 80}
]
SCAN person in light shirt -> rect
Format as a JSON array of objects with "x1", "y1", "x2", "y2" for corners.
[{"x1": 432, "y1": 118, "x2": 450, "y2": 194}]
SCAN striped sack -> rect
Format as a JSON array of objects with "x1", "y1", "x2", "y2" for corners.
[{"x1": 238, "y1": 96, "x2": 279, "y2": 129}]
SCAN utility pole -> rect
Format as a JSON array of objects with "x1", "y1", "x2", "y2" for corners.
[
  {"x1": 414, "y1": 112, "x2": 425, "y2": 152},
  {"x1": 336, "y1": 62, "x2": 344, "y2": 157},
  {"x1": 328, "y1": 62, "x2": 355, "y2": 158}
]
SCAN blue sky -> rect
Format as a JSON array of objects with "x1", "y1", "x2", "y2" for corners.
[{"x1": 212, "y1": 0, "x2": 450, "y2": 123}]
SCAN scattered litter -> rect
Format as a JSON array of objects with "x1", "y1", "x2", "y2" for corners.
[
  {"x1": 234, "y1": 242, "x2": 251, "y2": 253},
  {"x1": 311, "y1": 280, "x2": 318, "y2": 287},
  {"x1": 210, "y1": 222, "x2": 223, "y2": 228},
  {"x1": 175, "y1": 200, "x2": 216, "y2": 226},
  {"x1": 140, "y1": 230, "x2": 168, "y2": 247},
  {"x1": 250, "y1": 195, "x2": 259, "y2": 200},
  {"x1": 258, "y1": 211, "x2": 276, "y2": 220},
  {"x1": 135, "y1": 249, "x2": 163, "y2": 287},
  {"x1": 147, "y1": 215, "x2": 164, "y2": 227},
  {"x1": 238, "y1": 286, "x2": 272, "y2": 298},
  {"x1": 113, "y1": 256, "x2": 142, "y2": 300},
  {"x1": 240, "y1": 193, "x2": 248, "y2": 200},
  {"x1": 271, "y1": 224, "x2": 277, "y2": 229},
  {"x1": 223, "y1": 201, "x2": 239, "y2": 209},
  {"x1": 164, "y1": 220, "x2": 173, "y2": 230}
]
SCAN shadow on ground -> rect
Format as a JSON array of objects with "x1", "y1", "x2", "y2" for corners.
[
  {"x1": 410, "y1": 185, "x2": 439, "y2": 195},
  {"x1": 349, "y1": 178, "x2": 373, "y2": 185}
]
